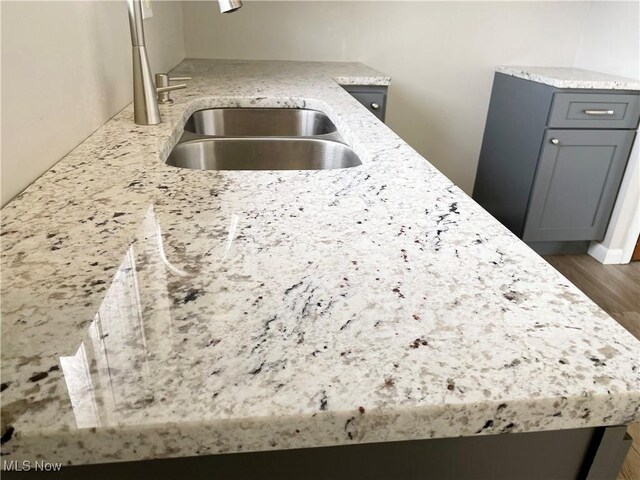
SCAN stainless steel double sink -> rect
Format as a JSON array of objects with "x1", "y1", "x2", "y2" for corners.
[{"x1": 167, "y1": 108, "x2": 362, "y2": 171}]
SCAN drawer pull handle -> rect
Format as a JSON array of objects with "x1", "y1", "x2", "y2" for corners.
[
  {"x1": 550, "y1": 138, "x2": 560, "y2": 145},
  {"x1": 370, "y1": 102, "x2": 380, "y2": 110},
  {"x1": 584, "y1": 109, "x2": 615, "y2": 116}
]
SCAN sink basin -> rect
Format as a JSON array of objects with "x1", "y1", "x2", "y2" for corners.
[
  {"x1": 169, "y1": 108, "x2": 361, "y2": 171},
  {"x1": 166, "y1": 138, "x2": 362, "y2": 171},
  {"x1": 183, "y1": 108, "x2": 338, "y2": 137}
]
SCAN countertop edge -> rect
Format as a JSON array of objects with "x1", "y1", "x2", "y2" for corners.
[
  {"x1": 496, "y1": 65, "x2": 640, "y2": 91},
  {"x1": 2, "y1": 391, "x2": 639, "y2": 466}
]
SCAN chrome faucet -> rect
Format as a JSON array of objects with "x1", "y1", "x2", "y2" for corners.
[{"x1": 127, "y1": 0, "x2": 243, "y2": 125}]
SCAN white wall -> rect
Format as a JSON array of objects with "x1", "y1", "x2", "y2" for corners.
[
  {"x1": 574, "y1": 1, "x2": 639, "y2": 79},
  {"x1": 574, "y1": 1, "x2": 640, "y2": 263},
  {"x1": 1, "y1": 1, "x2": 185, "y2": 206},
  {"x1": 182, "y1": 1, "x2": 593, "y2": 194}
]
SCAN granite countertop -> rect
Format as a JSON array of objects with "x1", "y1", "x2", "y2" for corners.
[
  {"x1": 497, "y1": 65, "x2": 640, "y2": 90},
  {"x1": 1, "y1": 59, "x2": 639, "y2": 466}
]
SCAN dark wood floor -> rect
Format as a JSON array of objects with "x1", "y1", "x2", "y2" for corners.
[
  {"x1": 544, "y1": 255, "x2": 640, "y2": 480},
  {"x1": 545, "y1": 255, "x2": 640, "y2": 339}
]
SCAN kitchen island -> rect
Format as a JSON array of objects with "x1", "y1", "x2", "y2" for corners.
[{"x1": 1, "y1": 60, "x2": 639, "y2": 479}]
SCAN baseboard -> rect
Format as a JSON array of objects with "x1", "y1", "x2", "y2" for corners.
[{"x1": 588, "y1": 242, "x2": 625, "y2": 265}]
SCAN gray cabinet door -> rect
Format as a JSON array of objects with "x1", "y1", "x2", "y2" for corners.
[
  {"x1": 523, "y1": 129, "x2": 635, "y2": 242},
  {"x1": 349, "y1": 91, "x2": 386, "y2": 121},
  {"x1": 341, "y1": 85, "x2": 387, "y2": 122}
]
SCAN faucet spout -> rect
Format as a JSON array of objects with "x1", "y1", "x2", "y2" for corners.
[
  {"x1": 127, "y1": 0, "x2": 243, "y2": 125},
  {"x1": 128, "y1": 0, "x2": 160, "y2": 125},
  {"x1": 218, "y1": 0, "x2": 243, "y2": 13}
]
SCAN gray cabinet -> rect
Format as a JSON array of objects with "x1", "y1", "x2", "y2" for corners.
[
  {"x1": 473, "y1": 73, "x2": 639, "y2": 255},
  {"x1": 4, "y1": 426, "x2": 631, "y2": 480},
  {"x1": 523, "y1": 129, "x2": 635, "y2": 242},
  {"x1": 341, "y1": 85, "x2": 387, "y2": 122}
]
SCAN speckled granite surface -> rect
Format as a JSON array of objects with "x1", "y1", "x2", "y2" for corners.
[
  {"x1": 497, "y1": 65, "x2": 640, "y2": 90},
  {"x1": 1, "y1": 59, "x2": 639, "y2": 466}
]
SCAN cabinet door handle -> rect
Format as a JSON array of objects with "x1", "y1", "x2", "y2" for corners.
[
  {"x1": 550, "y1": 138, "x2": 560, "y2": 145},
  {"x1": 584, "y1": 109, "x2": 615, "y2": 115},
  {"x1": 370, "y1": 102, "x2": 380, "y2": 110}
]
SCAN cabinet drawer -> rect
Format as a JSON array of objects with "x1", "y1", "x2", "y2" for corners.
[{"x1": 548, "y1": 93, "x2": 640, "y2": 129}]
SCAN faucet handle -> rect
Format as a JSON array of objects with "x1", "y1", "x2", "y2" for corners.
[
  {"x1": 156, "y1": 83, "x2": 187, "y2": 93},
  {"x1": 155, "y1": 73, "x2": 190, "y2": 104}
]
